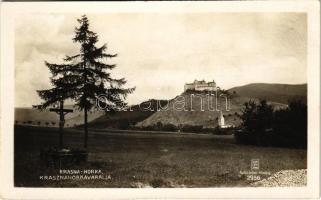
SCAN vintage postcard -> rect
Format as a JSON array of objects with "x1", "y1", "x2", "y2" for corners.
[{"x1": 0, "y1": 1, "x2": 320, "y2": 199}]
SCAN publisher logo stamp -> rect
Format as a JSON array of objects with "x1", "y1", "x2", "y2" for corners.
[{"x1": 251, "y1": 159, "x2": 260, "y2": 170}]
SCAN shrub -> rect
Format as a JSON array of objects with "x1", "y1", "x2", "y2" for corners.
[
  {"x1": 272, "y1": 100, "x2": 307, "y2": 148},
  {"x1": 162, "y1": 123, "x2": 178, "y2": 132},
  {"x1": 236, "y1": 99, "x2": 307, "y2": 148},
  {"x1": 181, "y1": 125, "x2": 203, "y2": 133},
  {"x1": 138, "y1": 122, "x2": 178, "y2": 132}
]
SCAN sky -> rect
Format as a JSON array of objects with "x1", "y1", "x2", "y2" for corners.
[{"x1": 15, "y1": 13, "x2": 307, "y2": 107}]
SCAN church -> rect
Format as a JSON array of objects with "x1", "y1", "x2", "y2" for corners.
[{"x1": 218, "y1": 111, "x2": 233, "y2": 128}]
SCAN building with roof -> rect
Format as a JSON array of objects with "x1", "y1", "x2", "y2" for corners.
[{"x1": 184, "y1": 79, "x2": 217, "y2": 92}]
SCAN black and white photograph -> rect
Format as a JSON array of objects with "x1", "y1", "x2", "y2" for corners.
[{"x1": 0, "y1": 1, "x2": 320, "y2": 199}]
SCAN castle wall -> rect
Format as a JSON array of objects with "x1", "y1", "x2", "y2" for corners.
[
  {"x1": 184, "y1": 84, "x2": 195, "y2": 91},
  {"x1": 195, "y1": 85, "x2": 216, "y2": 91}
]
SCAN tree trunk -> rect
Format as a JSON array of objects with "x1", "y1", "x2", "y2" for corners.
[
  {"x1": 83, "y1": 58, "x2": 88, "y2": 149},
  {"x1": 84, "y1": 108, "x2": 88, "y2": 149}
]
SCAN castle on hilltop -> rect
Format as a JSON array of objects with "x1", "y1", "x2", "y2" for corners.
[{"x1": 184, "y1": 79, "x2": 217, "y2": 92}]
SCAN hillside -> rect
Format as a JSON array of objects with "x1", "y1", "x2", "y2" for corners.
[
  {"x1": 228, "y1": 83, "x2": 307, "y2": 104},
  {"x1": 136, "y1": 92, "x2": 277, "y2": 128},
  {"x1": 88, "y1": 99, "x2": 168, "y2": 129}
]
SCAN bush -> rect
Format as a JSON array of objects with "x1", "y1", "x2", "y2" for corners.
[
  {"x1": 236, "y1": 99, "x2": 307, "y2": 148},
  {"x1": 138, "y1": 124, "x2": 235, "y2": 135},
  {"x1": 181, "y1": 125, "x2": 203, "y2": 133},
  {"x1": 272, "y1": 100, "x2": 307, "y2": 148},
  {"x1": 138, "y1": 122, "x2": 178, "y2": 132},
  {"x1": 162, "y1": 123, "x2": 179, "y2": 132}
]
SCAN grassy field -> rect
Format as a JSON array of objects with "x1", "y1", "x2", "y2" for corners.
[{"x1": 14, "y1": 125, "x2": 307, "y2": 187}]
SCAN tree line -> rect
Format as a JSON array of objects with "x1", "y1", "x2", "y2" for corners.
[{"x1": 235, "y1": 99, "x2": 307, "y2": 148}]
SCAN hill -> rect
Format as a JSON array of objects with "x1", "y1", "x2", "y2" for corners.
[
  {"x1": 88, "y1": 99, "x2": 168, "y2": 129},
  {"x1": 228, "y1": 83, "x2": 307, "y2": 104},
  {"x1": 136, "y1": 83, "x2": 306, "y2": 129},
  {"x1": 136, "y1": 92, "x2": 270, "y2": 128}
]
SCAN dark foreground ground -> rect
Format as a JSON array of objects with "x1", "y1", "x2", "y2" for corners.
[{"x1": 14, "y1": 125, "x2": 307, "y2": 187}]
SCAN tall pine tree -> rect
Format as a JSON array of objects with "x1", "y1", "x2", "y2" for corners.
[{"x1": 38, "y1": 15, "x2": 134, "y2": 149}]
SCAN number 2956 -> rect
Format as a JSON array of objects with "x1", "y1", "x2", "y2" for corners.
[{"x1": 247, "y1": 175, "x2": 260, "y2": 181}]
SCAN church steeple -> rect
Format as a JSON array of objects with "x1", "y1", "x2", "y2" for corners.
[{"x1": 218, "y1": 110, "x2": 225, "y2": 128}]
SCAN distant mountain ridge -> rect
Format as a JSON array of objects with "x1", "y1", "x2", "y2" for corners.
[
  {"x1": 15, "y1": 106, "x2": 104, "y2": 127},
  {"x1": 228, "y1": 83, "x2": 307, "y2": 104}
]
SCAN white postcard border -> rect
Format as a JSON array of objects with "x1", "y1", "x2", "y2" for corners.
[{"x1": 0, "y1": 1, "x2": 320, "y2": 199}]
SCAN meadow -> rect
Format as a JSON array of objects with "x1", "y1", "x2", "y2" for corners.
[{"x1": 14, "y1": 125, "x2": 306, "y2": 187}]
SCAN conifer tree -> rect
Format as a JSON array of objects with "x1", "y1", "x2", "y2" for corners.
[{"x1": 38, "y1": 15, "x2": 134, "y2": 149}]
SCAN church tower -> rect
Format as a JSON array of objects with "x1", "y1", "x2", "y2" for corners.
[{"x1": 218, "y1": 111, "x2": 225, "y2": 128}]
